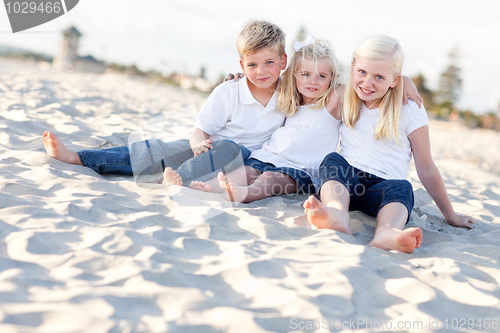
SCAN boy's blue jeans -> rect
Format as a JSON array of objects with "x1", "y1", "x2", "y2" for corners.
[{"x1": 77, "y1": 139, "x2": 251, "y2": 186}]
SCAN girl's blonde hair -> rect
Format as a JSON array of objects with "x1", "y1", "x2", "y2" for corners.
[
  {"x1": 343, "y1": 35, "x2": 404, "y2": 143},
  {"x1": 277, "y1": 37, "x2": 342, "y2": 115}
]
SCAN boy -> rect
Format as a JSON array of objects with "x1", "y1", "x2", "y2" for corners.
[{"x1": 44, "y1": 20, "x2": 288, "y2": 186}]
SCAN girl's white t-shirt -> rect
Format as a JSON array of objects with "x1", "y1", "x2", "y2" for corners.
[
  {"x1": 339, "y1": 100, "x2": 428, "y2": 180},
  {"x1": 251, "y1": 105, "x2": 341, "y2": 178}
]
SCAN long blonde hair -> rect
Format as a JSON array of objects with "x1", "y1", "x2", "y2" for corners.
[
  {"x1": 343, "y1": 35, "x2": 404, "y2": 143},
  {"x1": 277, "y1": 37, "x2": 342, "y2": 115}
]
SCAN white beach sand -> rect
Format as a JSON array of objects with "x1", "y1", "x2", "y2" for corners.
[{"x1": 1, "y1": 58, "x2": 500, "y2": 333}]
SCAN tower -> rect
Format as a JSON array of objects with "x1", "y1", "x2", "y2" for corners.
[{"x1": 52, "y1": 26, "x2": 82, "y2": 71}]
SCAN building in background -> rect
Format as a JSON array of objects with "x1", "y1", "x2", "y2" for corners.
[{"x1": 52, "y1": 26, "x2": 106, "y2": 73}]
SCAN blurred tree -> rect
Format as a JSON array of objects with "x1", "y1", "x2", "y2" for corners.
[
  {"x1": 125, "y1": 64, "x2": 142, "y2": 76},
  {"x1": 411, "y1": 74, "x2": 434, "y2": 109},
  {"x1": 459, "y1": 110, "x2": 478, "y2": 128},
  {"x1": 295, "y1": 26, "x2": 308, "y2": 43},
  {"x1": 436, "y1": 44, "x2": 462, "y2": 108},
  {"x1": 479, "y1": 113, "x2": 499, "y2": 131}
]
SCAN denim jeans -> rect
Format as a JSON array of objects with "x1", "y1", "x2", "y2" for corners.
[
  {"x1": 318, "y1": 152, "x2": 414, "y2": 221},
  {"x1": 77, "y1": 139, "x2": 251, "y2": 186}
]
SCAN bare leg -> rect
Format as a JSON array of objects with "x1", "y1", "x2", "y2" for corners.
[
  {"x1": 368, "y1": 202, "x2": 422, "y2": 254},
  {"x1": 194, "y1": 165, "x2": 258, "y2": 194},
  {"x1": 163, "y1": 167, "x2": 182, "y2": 186},
  {"x1": 303, "y1": 180, "x2": 352, "y2": 235},
  {"x1": 43, "y1": 131, "x2": 83, "y2": 165},
  {"x1": 218, "y1": 172, "x2": 248, "y2": 202},
  {"x1": 219, "y1": 171, "x2": 297, "y2": 203}
]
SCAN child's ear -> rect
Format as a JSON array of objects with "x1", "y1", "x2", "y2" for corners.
[
  {"x1": 281, "y1": 54, "x2": 287, "y2": 70},
  {"x1": 391, "y1": 74, "x2": 401, "y2": 88},
  {"x1": 239, "y1": 60, "x2": 245, "y2": 73}
]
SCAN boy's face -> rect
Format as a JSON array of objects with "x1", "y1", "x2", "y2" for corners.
[{"x1": 240, "y1": 49, "x2": 287, "y2": 91}]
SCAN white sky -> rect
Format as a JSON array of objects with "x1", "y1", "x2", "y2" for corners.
[{"x1": 0, "y1": 0, "x2": 499, "y2": 114}]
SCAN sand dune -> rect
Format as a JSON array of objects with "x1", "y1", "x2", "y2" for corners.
[{"x1": 1, "y1": 58, "x2": 500, "y2": 332}]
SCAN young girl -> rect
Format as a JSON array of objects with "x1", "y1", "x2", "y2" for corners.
[
  {"x1": 303, "y1": 35, "x2": 475, "y2": 253},
  {"x1": 212, "y1": 36, "x2": 343, "y2": 202}
]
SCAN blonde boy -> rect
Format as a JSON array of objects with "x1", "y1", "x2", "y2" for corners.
[{"x1": 44, "y1": 20, "x2": 288, "y2": 188}]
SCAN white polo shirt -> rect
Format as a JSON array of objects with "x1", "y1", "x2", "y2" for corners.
[
  {"x1": 339, "y1": 100, "x2": 429, "y2": 180},
  {"x1": 194, "y1": 77, "x2": 285, "y2": 152}
]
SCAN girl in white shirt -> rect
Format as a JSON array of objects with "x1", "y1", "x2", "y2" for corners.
[
  {"x1": 304, "y1": 35, "x2": 475, "y2": 253},
  {"x1": 213, "y1": 36, "x2": 344, "y2": 203}
]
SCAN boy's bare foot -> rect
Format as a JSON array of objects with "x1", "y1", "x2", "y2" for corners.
[
  {"x1": 43, "y1": 131, "x2": 83, "y2": 165},
  {"x1": 303, "y1": 196, "x2": 352, "y2": 235},
  {"x1": 368, "y1": 227, "x2": 423, "y2": 254},
  {"x1": 163, "y1": 167, "x2": 183, "y2": 186},
  {"x1": 217, "y1": 172, "x2": 247, "y2": 202},
  {"x1": 189, "y1": 180, "x2": 211, "y2": 192}
]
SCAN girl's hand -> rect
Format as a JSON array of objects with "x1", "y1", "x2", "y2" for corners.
[
  {"x1": 402, "y1": 75, "x2": 423, "y2": 107},
  {"x1": 224, "y1": 73, "x2": 245, "y2": 82},
  {"x1": 446, "y1": 214, "x2": 476, "y2": 229},
  {"x1": 192, "y1": 139, "x2": 213, "y2": 156}
]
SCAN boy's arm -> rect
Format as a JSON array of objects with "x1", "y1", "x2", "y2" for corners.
[
  {"x1": 189, "y1": 128, "x2": 213, "y2": 156},
  {"x1": 402, "y1": 75, "x2": 423, "y2": 107},
  {"x1": 409, "y1": 126, "x2": 475, "y2": 229}
]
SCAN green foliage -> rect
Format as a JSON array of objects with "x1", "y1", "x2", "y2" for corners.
[
  {"x1": 0, "y1": 49, "x2": 52, "y2": 62},
  {"x1": 411, "y1": 74, "x2": 435, "y2": 110},
  {"x1": 412, "y1": 71, "x2": 499, "y2": 131},
  {"x1": 433, "y1": 101, "x2": 453, "y2": 119}
]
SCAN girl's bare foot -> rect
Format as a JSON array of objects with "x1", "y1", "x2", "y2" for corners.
[
  {"x1": 303, "y1": 196, "x2": 352, "y2": 235},
  {"x1": 189, "y1": 180, "x2": 211, "y2": 192},
  {"x1": 217, "y1": 172, "x2": 247, "y2": 202},
  {"x1": 368, "y1": 227, "x2": 423, "y2": 254},
  {"x1": 43, "y1": 131, "x2": 83, "y2": 165},
  {"x1": 163, "y1": 167, "x2": 182, "y2": 186}
]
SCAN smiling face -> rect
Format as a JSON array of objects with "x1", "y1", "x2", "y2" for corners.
[
  {"x1": 351, "y1": 57, "x2": 400, "y2": 109},
  {"x1": 240, "y1": 48, "x2": 287, "y2": 92},
  {"x1": 294, "y1": 57, "x2": 332, "y2": 105}
]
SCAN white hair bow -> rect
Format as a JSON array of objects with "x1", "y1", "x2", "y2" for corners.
[{"x1": 293, "y1": 34, "x2": 315, "y2": 52}]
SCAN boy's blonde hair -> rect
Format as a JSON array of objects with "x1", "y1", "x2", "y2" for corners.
[
  {"x1": 343, "y1": 35, "x2": 404, "y2": 143},
  {"x1": 236, "y1": 20, "x2": 286, "y2": 59},
  {"x1": 278, "y1": 37, "x2": 342, "y2": 115}
]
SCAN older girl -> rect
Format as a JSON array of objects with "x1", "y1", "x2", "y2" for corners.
[{"x1": 304, "y1": 35, "x2": 475, "y2": 253}]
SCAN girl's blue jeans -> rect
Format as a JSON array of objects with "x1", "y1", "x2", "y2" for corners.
[
  {"x1": 77, "y1": 139, "x2": 251, "y2": 186},
  {"x1": 318, "y1": 152, "x2": 414, "y2": 221}
]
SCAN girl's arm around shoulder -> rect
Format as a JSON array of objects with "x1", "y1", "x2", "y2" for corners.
[
  {"x1": 325, "y1": 84, "x2": 345, "y2": 120},
  {"x1": 409, "y1": 126, "x2": 475, "y2": 229}
]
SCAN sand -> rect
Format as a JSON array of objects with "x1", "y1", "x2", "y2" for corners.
[{"x1": 1, "y1": 58, "x2": 500, "y2": 333}]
